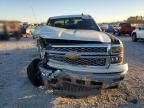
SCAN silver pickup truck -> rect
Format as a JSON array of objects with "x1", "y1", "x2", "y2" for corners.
[{"x1": 27, "y1": 14, "x2": 128, "y2": 93}]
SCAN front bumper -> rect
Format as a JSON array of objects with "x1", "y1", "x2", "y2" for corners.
[{"x1": 39, "y1": 61, "x2": 128, "y2": 89}]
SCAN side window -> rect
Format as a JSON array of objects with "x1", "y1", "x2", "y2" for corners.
[{"x1": 48, "y1": 19, "x2": 64, "y2": 28}]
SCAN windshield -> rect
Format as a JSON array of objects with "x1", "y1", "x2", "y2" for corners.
[{"x1": 47, "y1": 17, "x2": 100, "y2": 31}]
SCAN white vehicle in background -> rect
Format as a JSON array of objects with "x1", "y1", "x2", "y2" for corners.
[
  {"x1": 131, "y1": 26, "x2": 144, "y2": 42},
  {"x1": 99, "y1": 23, "x2": 109, "y2": 31},
  {"x1": 25, "y1": 24, "x2": 36, "y2": 37}
]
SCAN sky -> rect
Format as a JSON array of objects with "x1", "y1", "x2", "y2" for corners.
[{"x1": 0, "y1": 0, "x2": 144, "y2": 23}]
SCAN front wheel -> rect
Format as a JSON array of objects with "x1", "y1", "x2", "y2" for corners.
[
  {"x1": 27, "y1": 59, "x2": 44, "y2": 87},
  {"x1": 132, "y1": 33, "x2": 137, "y2": 42}
]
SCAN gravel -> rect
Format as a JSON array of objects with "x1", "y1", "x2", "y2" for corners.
[{"x1": 0, "y1": 36, "x2": 144, "y2": 108}]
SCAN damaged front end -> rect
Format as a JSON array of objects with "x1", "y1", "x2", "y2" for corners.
[{"x1": 36, "y1": 37, "x2": 128, "y2": 92}]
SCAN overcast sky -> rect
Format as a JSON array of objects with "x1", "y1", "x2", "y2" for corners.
[{"x1": 0, "y1": 0, "x2": 144, "y2": 23}]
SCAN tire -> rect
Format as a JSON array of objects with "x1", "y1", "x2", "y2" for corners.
[
  {"x1": 132, "y1": 33, "x2": 137, "y2": 42},
  {"x1": 27, "y1": 59, "x2": 44, "y2": 87}
]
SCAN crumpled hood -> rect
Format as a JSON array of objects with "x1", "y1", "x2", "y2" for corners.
[{"x1": 34, "y1": 26, "x2": 111, "y2": 43}]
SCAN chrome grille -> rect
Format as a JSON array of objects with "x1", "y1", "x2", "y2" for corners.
[
  {"x1": 48, "y1": 44, "x2": 109, "y2": 66},
  {"x1": 50, "y1": 47, "x2": 107, "y2": 53},
  {"x1": 50, "y1": 56, "x2": 107, "y2": 66}
]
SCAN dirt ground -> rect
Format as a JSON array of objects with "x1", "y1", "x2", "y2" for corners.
[{"x1": 0, "y1": 36, "x2": 144, "y2": 108}]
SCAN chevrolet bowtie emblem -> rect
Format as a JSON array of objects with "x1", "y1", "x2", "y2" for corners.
[{"x1": 65, "y1": 53, "x2": 80, "y2": 60}]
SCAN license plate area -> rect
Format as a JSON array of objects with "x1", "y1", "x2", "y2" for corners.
[{"x1": 60, "y1": 76, "x2": 103, "y2": 88}]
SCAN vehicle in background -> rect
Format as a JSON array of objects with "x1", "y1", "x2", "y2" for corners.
[
  {"x1": 115, "y1": 23, "x2": 135, "y2": 36},
  {"x1": 99, "y1": 23, "x2": 109, "y2": 31},
  {"x1": 0, "y1": 22, "x2": 22, "y2": 40},
  {"x1": 131, "y1": 26, "x2": 144, "y2": 42},
  {"x1": 99, "y1": 24, "x2": 115, "y2": 33},
  {"x1": 0, "y1": 22, "x2": 9, "y2": 40},
  {"x1": 113, "y1": 25, "x2": 119, "y2": 30},
  {"x1": 24, "y1": 25, "x2": 36, "y2": 37},
  {"x1": 112, "y1": 25, "x2": 119, "y2": 33},
  {"x1": 105, "y1": 26, "x2": 115, "y2": 33}
]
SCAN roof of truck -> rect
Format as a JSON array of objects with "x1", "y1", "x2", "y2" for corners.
[{"x1": 49, "y1": 14, "x2": 93, "y2": 19}]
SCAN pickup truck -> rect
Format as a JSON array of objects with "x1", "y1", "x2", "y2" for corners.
[
  {"x1": 115, "y1": 23, "x2": 135, "y2": 36},
  {"x1": 27, "y1": 14, "x2": 128, "y2": 94}
]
